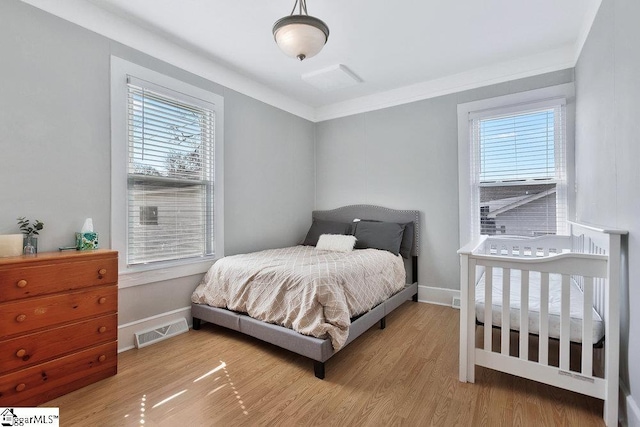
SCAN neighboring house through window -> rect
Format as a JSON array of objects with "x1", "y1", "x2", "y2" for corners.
[
  {"x1": 458, "y1": 84, "x2": 574, "y2": 246},
  {"x1": 111, "y1": 57, "x2": 224, "y2": 287}
]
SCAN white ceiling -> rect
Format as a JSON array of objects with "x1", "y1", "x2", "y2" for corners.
[{"x1": 22, "y1": 0, "x2": 601, "y2": 121}]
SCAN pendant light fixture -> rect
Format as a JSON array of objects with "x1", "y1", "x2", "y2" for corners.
[{"x1": 273, "y1": 0, "x2": 329, "y2": 61}]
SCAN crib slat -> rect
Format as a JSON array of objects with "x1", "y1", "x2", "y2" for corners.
[
  {"x1": 467, "y1": 260, "x2": 478, "y2": 383},
  {"x1": 582, "y1": 277, "x2": 594, "y2": 376},
  {"x1": 597, "y1": 277, "x2": 602, "y2": 318},
  {"x1": 539, "y1": 272, "x2": 550, "y2": 365},
  {"x1": 596, "y1": 277, "x2": 605, "y2": 322},
  {"x1": 560, "y1": 274, "x2": 571, "y2": 370},
  {"x1": 484, "y1": 266, "x2": 493, "y2": 352},
  {"x1": 501, "y1": 268, "x2": 511, "y2": 355},
  {"x1": 519, "y1": 270, "x2": 529, "y2": 360}
]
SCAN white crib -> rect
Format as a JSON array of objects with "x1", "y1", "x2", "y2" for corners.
[{"x1": 458, "y1": 222, "x2": 626, "y2": 427}]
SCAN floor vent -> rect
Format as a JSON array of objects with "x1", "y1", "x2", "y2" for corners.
[
  {"x1": 452, "y1": 297, "x2": 461, "y2": 309},
  {"x1": 134, "y1": 318, "x2": 189, "y2": 349}
]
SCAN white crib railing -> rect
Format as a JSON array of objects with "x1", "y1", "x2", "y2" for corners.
[{"x1": 458, "y1": 223, "x2": 625, "y2": 427}]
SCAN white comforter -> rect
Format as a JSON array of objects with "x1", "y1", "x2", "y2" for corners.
[{"x1": 191, "y1": 245, "x2": 406, "y2": 350}]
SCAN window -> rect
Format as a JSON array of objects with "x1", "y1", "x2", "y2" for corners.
[
  {"x1": 458, "y1": 84, "x2": 574, "y2": 245},
  {"x1": 471, "y1": 104, "x2": 567, "y2": 237},
  {"x1": 127, "y1": 78, "x2": 215, "y2": 265},
  {"x1": 111, "y1": 57, "x2": 224, "y2": 285}
]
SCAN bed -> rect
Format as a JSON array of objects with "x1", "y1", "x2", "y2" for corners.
[
  {"x1": 458, "y1": 222, "x2": 626, "y2": 427},
  {"x1": 191, "y1": 205, "x2": 420, "y2": 379}
]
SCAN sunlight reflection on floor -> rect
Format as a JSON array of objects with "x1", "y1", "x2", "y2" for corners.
[
  {"x1": 193, "y1": 361, "x2": 227, "y2": 382},
  {"x1": 220, "y1": 361, "x2": 248, "y2": 416},
  {"x1": 152, "y1": 390, "x2": 187, "y2": 409},
  {"x1": 121, "y1": 359, "x2": 250, "y2": 424},
  {"x1": 134, "y1": 360, "x2": 249, "y2": 423},
  {"x1": 140, "y1": 394, "x2": 146, "y2": 425}
]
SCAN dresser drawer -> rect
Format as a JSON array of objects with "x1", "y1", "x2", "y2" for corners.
[
  {"x1": 0, "y1": 341, "x2": 117, "y2": 406},
  {"x1": 0, "y1": 314, "x2": 117, "y2": 373},
  {"x1": 0, "y1": 286, "x2": 117, "y2": 338},
  {"x1": 0, "y1": 256, "x2": 117, "y2": 302}
]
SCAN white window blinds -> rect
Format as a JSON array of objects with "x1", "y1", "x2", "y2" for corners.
[
  {"x1": 126, "y1": 76, "x2": 215, "y2": 265},
  {"x1": 470, "y1": 100, "x2": 567, "y2": 238}
]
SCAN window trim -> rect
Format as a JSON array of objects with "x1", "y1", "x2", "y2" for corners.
[
  {"x1": 457, "y1": 83, "x2": 574, "y2": 248},
  {"x1": 110, "y1": 56, "x2": 224, "y2": 288}
]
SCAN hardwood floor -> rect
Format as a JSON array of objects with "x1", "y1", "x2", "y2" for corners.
[{"x1": 45, "y1": 302, "x2": 604, "y2": 426}]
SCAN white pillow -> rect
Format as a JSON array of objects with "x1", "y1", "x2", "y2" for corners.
[{"x1": 315, "y1": 234, "x2": 357, "y2": 253}]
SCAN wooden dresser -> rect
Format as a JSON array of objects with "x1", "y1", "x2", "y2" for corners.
[{"x1": 0, "y1": 249, "x2": 118, "y2": 406}]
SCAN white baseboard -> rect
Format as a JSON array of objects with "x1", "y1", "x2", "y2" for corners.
[
  {"x1": 622, "y1": 382, "x2": 640, "y2": 427},
  {"x1": 417, "y1": 285, "x2": 460, "y2": 307},
  {"x1": 117, "y1": 287, "x2": 459, "y2": 352},
  {"x1": 118, "y1": 306, "x2": 192, "y2": 353},
  {"x1": 116, "y1": 286, "x2": 458, "y2": 353}
]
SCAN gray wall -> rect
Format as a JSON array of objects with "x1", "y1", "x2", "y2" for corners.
[
  {"x1": 8, "y1": 2, "x2": 629, "y2": 411},
  {"x1": 575, "y1": 0, "x2": 640, "y2": 420},
  {"x1": 315, "y1": 70, "x2": 574, "y2": 291},
  {"x1": 0, "y1": 0, "x2": 315, "y2": 325}
]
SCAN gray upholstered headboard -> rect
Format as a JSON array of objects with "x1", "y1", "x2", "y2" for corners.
[{"x1": 312, "y1": 205, "x2": 420, "y2": 257}]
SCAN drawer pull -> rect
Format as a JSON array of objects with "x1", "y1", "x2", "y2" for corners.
[
  {"x1": 99, "y1": 268, "x2": 107, "y2": 276},
  {"x1": 98, "y1": 355, "x2": 107, "y2": 362},
  {"x1": 15, "y1": 349, "x2": 27, "y2": 358},
  {"x1": 98, "y1": 326, "x2": 107, "y2": 334},
  {"x1": 15, "y1": 314, "x2": 27, "y2": 323},
  {"x1": 17, "y1": 279, "x2": 28, "y2": 288},
  {"x1": 15, "y1": 383, "x2": 26, "y2": 392},
  {"x1": 98, "y1": 297, "x2": 107, "y2": 304}
]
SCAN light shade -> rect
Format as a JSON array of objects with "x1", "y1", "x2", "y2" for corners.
[{"x1": 273, "y1": 15, "x2": 329, "y2": 61}]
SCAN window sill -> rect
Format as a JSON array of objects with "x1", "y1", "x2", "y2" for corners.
[{"x1": 118, "y1": 256, "x2": 217, "y2": 289}]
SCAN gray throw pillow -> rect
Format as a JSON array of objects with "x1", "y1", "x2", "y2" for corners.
[
  {"x1": 357, "y1": 220, "x2": 414, "y2": 258},
  {"x1": 353, "y1": 221, "x2": 406, "y2": 256},
  {"x1": 399, "y1": 221, "x2": 415, "y2": 259},
  {"x1": 303, "y1": 219, "x2": 352, "y2": 246}
]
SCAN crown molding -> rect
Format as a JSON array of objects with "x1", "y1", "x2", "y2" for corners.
[
  {"x1": 20, "y1": 0, "x2": 316, "y2": 121},
  {"x1": 314, "y1": 45, "x2": 576, "y2": 122},
  {"x1": 21, "y1": 1, "x2": 596, "y2": 124}
]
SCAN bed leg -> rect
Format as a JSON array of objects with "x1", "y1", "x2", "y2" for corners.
[
  {"x1": 192, "y1": 318, "x2": 201, "y2": 330},
  {"x1": 412, "y1": 293, "x2": 418, "y2": 302},
  {"x1": 380, "y1": 317, "x2": 386, "y2": 329},
  {"x1": 313, "y1": 361, "x2": 325, "y2": 379}
]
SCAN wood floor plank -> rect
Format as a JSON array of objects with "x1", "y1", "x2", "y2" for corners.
[{"x1": 43, "y1": 302, "x2": 605, "y2": 426}]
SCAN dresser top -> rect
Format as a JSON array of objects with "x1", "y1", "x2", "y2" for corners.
[{"x1": 0, "y1": 249, "x2": 118, "y2": 267}]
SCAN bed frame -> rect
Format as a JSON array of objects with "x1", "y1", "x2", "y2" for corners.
[
  {"x1": 192, "y1": 205, "x2": 420, "y2": 379},
  {"x1": 458, "y1": 222, "x2": 626, "y2": 427}
]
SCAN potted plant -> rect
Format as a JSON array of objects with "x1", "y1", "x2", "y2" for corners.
[{"x1": 17, "y1": 217, "x2": 44, "y2": 254}]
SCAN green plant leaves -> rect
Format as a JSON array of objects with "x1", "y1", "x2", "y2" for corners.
[{"x1": 17, "y1": 217, "x2": 44, "y2": 236}]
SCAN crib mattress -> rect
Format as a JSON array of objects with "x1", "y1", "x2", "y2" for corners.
[{"x1": 475, "y1": 269, "x2": 604, "y2": 344}]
